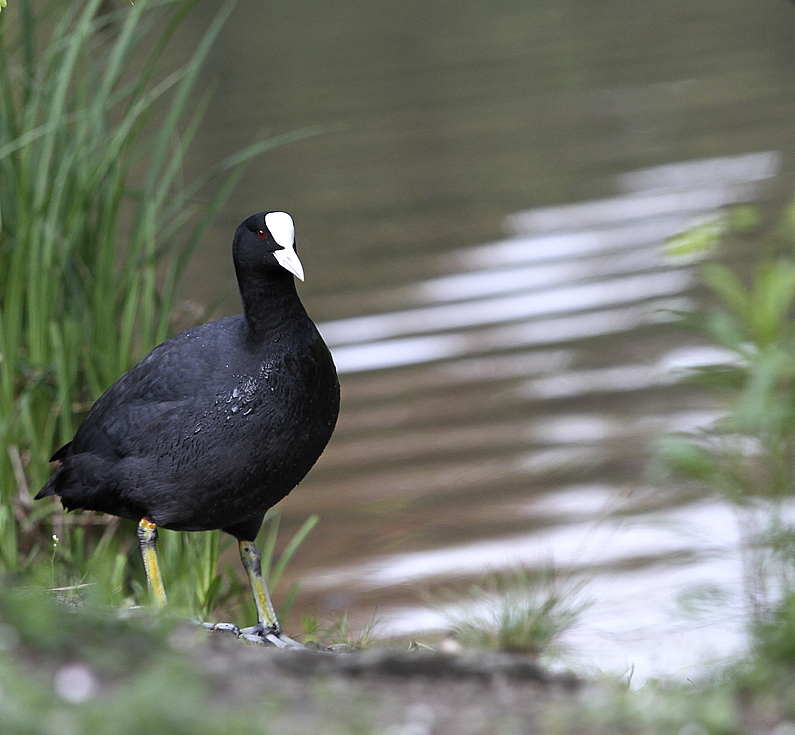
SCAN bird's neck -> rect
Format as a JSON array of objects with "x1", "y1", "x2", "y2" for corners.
[{"x1": 238, "y1": 270, "x2": 310, "y2": 345}]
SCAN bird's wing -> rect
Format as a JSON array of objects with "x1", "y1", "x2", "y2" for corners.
[{"x1": 67, "y1": 319, "x2": 242, "y2": 459}]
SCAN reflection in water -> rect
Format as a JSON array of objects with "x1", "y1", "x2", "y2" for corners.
[
  {"x1": 522, "y1": 345, "x2": 736, "y2": 399},
  {"x1": 322, "y1": 151, "x2": 778, "y2": 375},
  {"x1": 303, "y1": 497, "x2": 738, "y2": 592},
  {"x1": 299, "y1": 152, "x2": 779, "y2": 682},
  {"x1": 326, "y1": 271, "x2": 690, "y2": 353}
]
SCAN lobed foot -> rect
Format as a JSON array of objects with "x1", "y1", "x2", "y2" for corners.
[
  {"x1": 201, "y1": 620, "x2": 304, "y2": 648},
  {"x1": 240, "y1": 623, "x2": 304, "y2": 648}
]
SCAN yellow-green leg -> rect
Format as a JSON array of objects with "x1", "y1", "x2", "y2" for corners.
[
  {"x1": 238, "y1": 540, "x2": 302, "y2": 648},
  {"x1": 239, "y1": 540, "x2": 279, "y2": 632},
  {"x1": 137, "y1": 518, "x2": 167, "y2": 607}
]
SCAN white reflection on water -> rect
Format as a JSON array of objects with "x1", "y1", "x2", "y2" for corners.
[
  {"x1": 503, "y1": 184, "x2": 762, "y2": 238},
  {"x1": 617, "y1": 151, "x2": 780, "y2": 194},
  {"x1": 416, "y1": 246, "x2": 660, "y2": 303},
  {"x1": 329, "y1": 296, "x2": 691, "y2": 373},
  {"x1": 323, "y1": 270, "x2": 692, "y2": 348},
  {"x1": 522, "y1": 345, "x2": 736, "y2": 399},
  {"x1": 305, "y1": 498, "x2": 736, "y2": 592},
  {"x1": 310, "y1": 152, "x2": 779, "y2": 683}
]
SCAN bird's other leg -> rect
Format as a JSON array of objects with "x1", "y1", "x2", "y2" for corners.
[
  {"x1": 239, "y1": 540, "x2": 278, "y2": 630},
  {"x1": 238, "y1": 539, "x2": 303, "y2": 648},
  {"x1": 137, "y1": 518, "x2": 167, "y2": 607}
]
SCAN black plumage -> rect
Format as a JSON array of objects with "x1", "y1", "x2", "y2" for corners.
[{"x1": 36, "y1": 211, "x2": 339, "y2": 645}]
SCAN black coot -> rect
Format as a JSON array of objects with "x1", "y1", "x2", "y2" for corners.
[{"x1": 36, "y1": 211, "x2": 340, "y2": 647}]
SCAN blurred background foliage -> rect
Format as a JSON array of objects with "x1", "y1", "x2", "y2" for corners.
[{"x1": 661, "y1": 199, "x2": 795, "y2": 666}]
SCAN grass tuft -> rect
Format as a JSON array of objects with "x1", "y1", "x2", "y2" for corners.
[
  {"x1": 439, "y1": 566, "x2": 587, "y2": 657},
  {"x1": 301, "y1": 610, "x2": 380, "y2": 650}
]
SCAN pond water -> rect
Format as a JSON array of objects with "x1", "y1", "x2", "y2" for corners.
[{"x1": 180, "y1": 0, "x2": 795, "y2": 681}]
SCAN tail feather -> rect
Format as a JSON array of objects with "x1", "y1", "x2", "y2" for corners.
[
  {"x1": 35, "y1": 453, "x2": 126, "y2": 517},
  {"x1": 36, "y1": 443, "x2": 71, "y2": 500},
  {"x1": 35, "y1": 466, "x2": 63, "y2": 500}
]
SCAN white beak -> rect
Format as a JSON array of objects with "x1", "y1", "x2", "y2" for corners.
[{"x1": 274, "y1": 246, "x2": 305, "y2": 281}]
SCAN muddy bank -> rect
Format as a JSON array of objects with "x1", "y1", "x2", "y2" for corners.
[{"x1": 192, "y1": 634, "x2": 583, "y2": 734}]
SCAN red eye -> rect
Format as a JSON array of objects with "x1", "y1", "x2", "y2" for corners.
[{"x1": 257, "y1": 229, "x2": 266, "y2": 238}]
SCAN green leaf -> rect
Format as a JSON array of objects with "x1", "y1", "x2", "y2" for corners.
[{"x1": 665, "y1": 218, "x2": 725, "y2": 258}]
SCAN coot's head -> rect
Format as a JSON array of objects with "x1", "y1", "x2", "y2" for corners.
[{"x1": 233, "y1": 211, "x2": 304, "y2": 282}]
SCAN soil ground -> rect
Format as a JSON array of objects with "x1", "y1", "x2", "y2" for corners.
[
  {"x1": 194, "y1": 632, "x2": 582, "y2": 734},
  {"x1": 179, "y1": 628, "x2": 787, "y2": 735}
]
